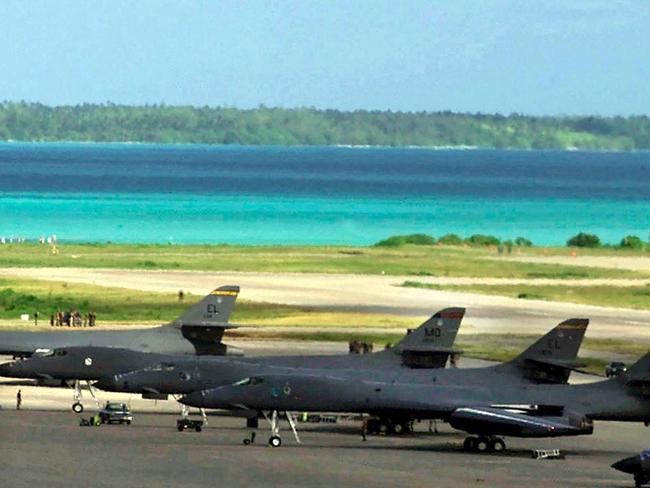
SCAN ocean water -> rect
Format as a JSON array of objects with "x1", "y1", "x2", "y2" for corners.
[{"x1": 0, "y1": 142, "x2": 648, "y2": 245}]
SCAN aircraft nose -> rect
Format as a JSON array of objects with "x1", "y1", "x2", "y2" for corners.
[
  {"x1": 611, "y1": 456, "x2": 641, "y2": 474},
  {"x1": 0, "y1": 361, "x2": 16, "y2": 377},
  {"x1": 179, "y1": 390, "x2": 206, "y2": 407}
]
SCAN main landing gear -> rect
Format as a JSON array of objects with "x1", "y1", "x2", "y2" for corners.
[
  {"x1": 463, "y1": 436, "x2": 506, "y2": 453},
  {"x1": 245, "y1": 410, "x2": 300, "y2": 448}
]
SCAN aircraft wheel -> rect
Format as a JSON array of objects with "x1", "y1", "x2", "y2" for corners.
[
  {"x1": 269, "y1": 435, "x2": 282, "y2": 447},
  {"x1": 392, "y1": 422, "x2": 405, "y2": 435},
  {"x1": 72, "y1": 402, "x2": 84, "y2": 413},
  {"x1": 475, "y1": 437, "x2": 490, "y2": 452},
  {"x1": 463, "y1": 437, "x2": 477, "y2": 451},
  {"x1": 489, "y1": 438, "x2": 506, "y2": 453},
  {"x1": 195, "y1": 425, "x2": 202, "y2": 432}
]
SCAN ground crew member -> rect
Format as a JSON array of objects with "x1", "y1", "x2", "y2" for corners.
[
  {"x1": 361, "y1": 418, "x2": 368, "y2": 441},
  {"x1": 16, "y1": 389, "x2": 22, "y2": 410}
]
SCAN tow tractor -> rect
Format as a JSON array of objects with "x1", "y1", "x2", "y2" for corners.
[{"x1": 177, "y1": 418, "x2": 203, "y2": 432}]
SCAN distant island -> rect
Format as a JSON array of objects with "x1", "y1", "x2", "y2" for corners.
[{"x1": 1, "y1": 102, "x2": 649, "y2": 150}]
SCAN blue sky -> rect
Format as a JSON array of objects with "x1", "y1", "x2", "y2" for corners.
[{"x1": 0, "y1": 0, "x2": 648, "y2": 115}]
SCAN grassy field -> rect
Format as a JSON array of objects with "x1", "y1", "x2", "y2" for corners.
[
  {"x1": 0, "y1": 276, "x2": 313, "y2": 323},
  {"x1": 0, "y1": 243, "x2": 646, "y2": 279},
  {"x1": 402, "y1": 281, "x2": 650, "y2": 310}
]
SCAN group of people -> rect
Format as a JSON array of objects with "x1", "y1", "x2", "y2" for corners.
[
  {"x1": 0, "y1": 236, "x2": 27, "y2": 244},
  {"x1": 348, "y1": 340, "x2": 374, "y2": 354},
  {"x1": 50, "y1": 310, "x2": 97, "y2": 327}
]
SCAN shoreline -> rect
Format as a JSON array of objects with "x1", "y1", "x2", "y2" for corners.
[{"x1": 2, "y1": 140, "x2": 648, "y2": 153}]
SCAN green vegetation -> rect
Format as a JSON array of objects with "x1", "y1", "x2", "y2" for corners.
[
  {"x1": 2, "y1": 102, "x2": 650, "y2": 149},
  {"x1": 567, "y1": 232, "x2": 602, "y2": 248},
  {"x1": 374, "y1": 233, "x2": 503, "y2": 248},
  {"x1": 620, "y1": 235, "x2": 645, "y2": 250},
  {"x1": 374, "y1": 233, "x2": 537, "y2": 249},
  {"x1": 374, "y1": 234, "x2": 436, "y2": 247},
  {"x1": 401, "y1": 281, "x2": 650, "y2": 310},
  {"x1": 0, "y1": 277, "x2": 310, "y2": 322},
  {"x1": 375, "y1": 231, "x2": 649, "y2": 251},
  {"x1": 437, "y1": 234, "x2": 464, "y2": 246},
  {"x1": 0, "y1": 242, "x2": 646, "y2": 279},
  {"x1": 465, "y1": 234, "x2": 501, "y2": 247},
  {"x1": 514, "y1": 237, "x2": 533, "y2": 247}
]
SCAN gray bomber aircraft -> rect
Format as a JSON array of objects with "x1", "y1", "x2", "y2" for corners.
[
  {"x1": 177, "y1": 319, "x2": 596, "y2": 450},
  {"x1": 97, "y1": 316, "x2": 588, "y2": 433},
  {"x1": 99, "y1": 317, "x2": 588, "y2": 398},
  {"x1": 0, "y1": 285, "x2": 241, "y2": 412},
  {"x1": 0, "y1": 307, "x2": 466, "y2": 423},
  {"x1": 1, "y1": 307, "x2": 465, "y2": 385},
  {"x1": 0, "y1": 285, "x2": 241, "y2": 357},
  {"x1": 612, "y1": 449, "x2": 650, "y2": 487},
  {"x1": 181, "y1": 334, "x2": 650, "y2": 453}
]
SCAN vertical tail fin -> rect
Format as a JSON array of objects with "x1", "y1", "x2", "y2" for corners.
[
  {"x1": 394, "y1": 307, "x2": 465, "y2": 368},
  {"x1": 625, "y1": 351, "x2": 650, "y2": 383},
  {"x1": 171, "y1": 286, "x2": 240, "y2": 327},
  {"x1": 509, "y1": 318, "x2": 589, "y2": 383}
]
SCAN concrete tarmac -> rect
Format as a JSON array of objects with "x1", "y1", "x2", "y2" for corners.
[{"x1": 0, "y1": 410, "x2": 644, "y2": 488}]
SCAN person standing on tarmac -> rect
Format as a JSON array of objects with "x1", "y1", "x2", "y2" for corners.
[
  {"x1": 361, "y1": 418, "x2": 368, "y2": 441},
  {"x1": 16, "y1": 389, "x2": 22, "y2": 410}
]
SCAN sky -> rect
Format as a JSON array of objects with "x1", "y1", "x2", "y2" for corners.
[{"x1": 0, "y1": 0, "x2": 648, "y2": 115}]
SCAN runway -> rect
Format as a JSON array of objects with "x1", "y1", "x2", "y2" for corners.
[
  {"x1": 2, "y1": 267, "x2": 650, "y2": 340},
  {"x1": 0, "y1": 411, "x2": 643, "y2": 488}
]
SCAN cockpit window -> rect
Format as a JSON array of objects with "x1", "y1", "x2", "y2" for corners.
[
  {"x1": 232, "y1": 377, "x2": 264, "y2": 386},
  {"x1": 33, "y1": 349, "x2": 54, "y2": 357},
  {"x1": 55, "y1": 350, "x2": 68, "y2": 357}
]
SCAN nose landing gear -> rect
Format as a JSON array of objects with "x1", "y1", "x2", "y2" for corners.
[
  {"x1": 71, "y1": 380, "x2": 101, "y2": 413},
  {"x1": 251, "y1": 410, "x2": 301, "y2": 448}
]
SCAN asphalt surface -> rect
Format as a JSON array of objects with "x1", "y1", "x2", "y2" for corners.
[{"x1": 0, "y1": 410, "x2": 645, "y2": 488}]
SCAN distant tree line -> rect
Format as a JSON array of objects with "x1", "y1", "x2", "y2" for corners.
[
  {"x1": 374, "y1": 233, "x2": 533, "y2": 249},
  {"x1": 375, "y1": 233, "x2": 649, "y2": 250},
  {"x1": 1, "y1": 102, "x2": 650, "y2": 149}
]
